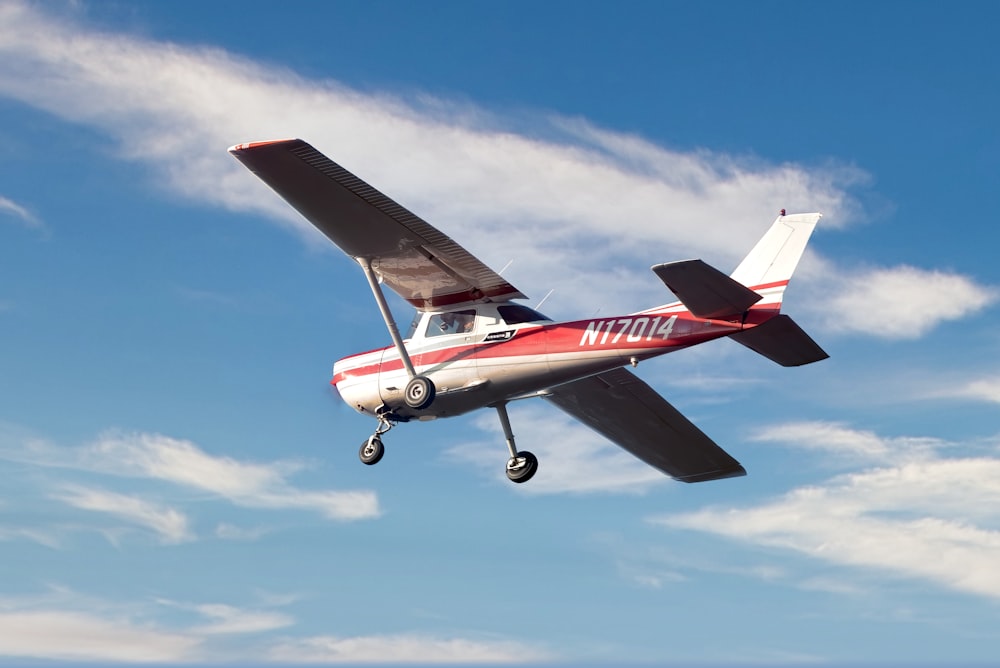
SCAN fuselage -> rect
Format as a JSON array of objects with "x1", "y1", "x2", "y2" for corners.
[{"x1": 332, "y1": 300, "x2": 771, "y2": 421}]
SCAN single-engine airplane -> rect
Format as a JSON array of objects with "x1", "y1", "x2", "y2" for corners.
[{"x1": 230, "y1": 139, "x2": 828, "y2": 485}]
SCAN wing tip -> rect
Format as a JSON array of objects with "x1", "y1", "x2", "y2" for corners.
[
  {"x1": 227, "y1": 138, "x2": 301, "y2": 154},
  {"x1": 676, "y1": 464, "x2": 747, "y2": 483}
]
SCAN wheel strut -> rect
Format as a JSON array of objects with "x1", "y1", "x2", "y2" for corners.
[{"x1": 495, "y1": 402, "x2": 538, "y2": 484}]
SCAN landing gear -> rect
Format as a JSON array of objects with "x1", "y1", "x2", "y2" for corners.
[
  {"x1": 359, "y1": 435, "x2": 384, "y2": 465},
  {"x1": 506, "y1": 450, "x2": 538, "y2": 483},
  {"x1": 495, "y1": 402, "x2": 539, "y2": 484},
  {"x1": 403, "y1": 375, "x2": 436, "y2": 410},
  {"x1": 358, "y1": 410, "x2": 394, "y2": 466}
]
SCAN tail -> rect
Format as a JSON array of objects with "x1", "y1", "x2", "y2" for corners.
[
  {"x1": 728, "y1": 212, "x2": 822, "y2": 311},
  {"x1": 651, "y1": 212, "x2": 827, "y2": 367}
]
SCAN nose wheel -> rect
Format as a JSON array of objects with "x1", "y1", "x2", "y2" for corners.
[
  {"x1": 358, "y1": 410, "x2": 394, "y2": 466},
  {"x1": 359, "y1": 435, "x2": 384, "y2": 465}
]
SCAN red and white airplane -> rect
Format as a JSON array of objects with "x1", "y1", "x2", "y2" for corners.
[{"x1": 230, "y1": 139, "x2": 827, "y2": 485}]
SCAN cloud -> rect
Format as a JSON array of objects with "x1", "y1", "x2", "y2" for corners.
[
  {"x1": 268, "y1": 633, "x2": 552, "y2": 664},
  {"x1": 447, "y1": 405, "x2": 667, "y2": 494},
  {"x1": 0, "y1": 1, "x2": 865, "y2": 319},
  {"x1": 0, "y1": 194, "x2": 41, "y2": 229},
  {"x1": 0, "y1": 588, "x2": 547, "y2": 664},
  {"x1": 945, "y1": 377, "x2": 1000, "y2": 405},
  {"x1": 654, "y1": 422, "x2": 1000, "y2": 600},
  {"x1": 0, "y1": 5, "x2": 989, "y2": 331},
  {"x1": 53, "y1": 484, "x2": 193, "y2": 544},
  {"x1": 0, "y1": 605, "x2": 199, "y2": 662},
  {"x1": 751, "y1": 420, "x2": 943, "y2": 465},
  {"x1": 819, "y1": 265, "x2": 996, "y2": 339},
  {"x1": 1, "y1": 427, "x2": 380, "y2": 522}
]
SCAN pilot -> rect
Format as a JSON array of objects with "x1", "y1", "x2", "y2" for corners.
[
  {"x1": 439, "y1": 312, "x2": 474, "y2": 334},
  {"x1": 439, "y1": 312, "x2": 457, "y2": 332}
]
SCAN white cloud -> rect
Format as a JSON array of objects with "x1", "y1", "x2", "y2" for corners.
[
  {"x1": 0, "y1": 608, "x2": 199, "y2": 662},
  {"x1": 0, "y1": 194, "x2": 41, "y2": 229},
  {"x1": 655, "y1": 423, "x2": 1000, "y2": 599},
  {"x1": 180, "y1": 602, "x2": 293, "y2": 636},
  {"x1": 752, "y1": 420, "x2": 942, "y2": 465},
  {"x1": 947, "y1": 377, "x2": 1000, "y2": 405},
  {"x1": 268, "y1": 633, "x2": 552, "y2": 664},
  {"x1": 0, "y1": 4, "x2": 990, "y2": 333},
  {"x1": 819, "y1": 265, "x2": 996, "y2": 339},
  {"x1": 0, "y1": 1, "x2": 862, "y2": 318},
  {"x1": 1, "y1": 428, "x2": 380, "y2": 522},
  {"x1": 447, "y1": 406, "x2": 667, "y2": 494},
  {"x1": 53, "y1": 484, "x2": 193, "y2": 544}
]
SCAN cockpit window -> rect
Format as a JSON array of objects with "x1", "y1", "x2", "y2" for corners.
[
  {"x1": 497, "y1": 304, "x2": 551, "y2": 325},
  {"x1": 425, "y1": 309, "x2": 477, "y2": 337}
]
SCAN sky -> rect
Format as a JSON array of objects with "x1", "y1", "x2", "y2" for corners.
[{"x1": 1, "y1": 0, "x2": 999, "y2": 664}]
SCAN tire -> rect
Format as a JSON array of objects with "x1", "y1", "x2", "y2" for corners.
[
  {"x1": 506, "y1": 450, "x2": 538, "y2": 484},
  {"x1": 359, "y1": 436, "x2": 384, "y2": 465},
  {"x1": 403, "y1": 375, "x2": 436, "y2": 410}
]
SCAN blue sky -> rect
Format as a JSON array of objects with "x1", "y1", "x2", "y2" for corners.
[{"x1": 1, "y1": 0, "x2": 1000, "y2": 664}]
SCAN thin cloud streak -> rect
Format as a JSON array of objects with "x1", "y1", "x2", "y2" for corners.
[
  {"x1": 52, "y1": 484, "x2": 193, "y2": 544},
  {"x1": 268, "y1": 633, "x2": 553, "y2": 664},
  {"x1": 0, "y1": 194, "x2": 41, "y2": 229}
]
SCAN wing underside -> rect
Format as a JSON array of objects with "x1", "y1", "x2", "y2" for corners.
[
  {"x1": 229, "y1": 139, "x2": 525, "y2": 309},
  {"x1": 545, "y1": 368, "x2": 746, "y2": 483}
]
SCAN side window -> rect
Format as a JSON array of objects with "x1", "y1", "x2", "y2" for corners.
[
  {"x1": 425, "y1": 309, "x2": 477, "y2": 337},
  {"x1": 497, "y1": 304, "x2": 551, "y2": 325}
]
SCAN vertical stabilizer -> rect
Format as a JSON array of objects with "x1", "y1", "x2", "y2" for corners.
[{"x1": 729, "y1": 213, "x2": 821, "y2": 297}]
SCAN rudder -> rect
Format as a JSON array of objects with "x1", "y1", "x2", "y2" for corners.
[{"x1": 729, "y1": 213, "x2": 821, "y2": 304}]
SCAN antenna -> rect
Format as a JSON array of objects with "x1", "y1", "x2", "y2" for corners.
[
  {"x1": 536, "y1": 289, "x2": 555, "y2": 310},
  {"x1": 498, "y1": 259, "x2": 514, "y2": 275}
]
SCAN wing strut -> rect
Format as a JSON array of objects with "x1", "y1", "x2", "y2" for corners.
[
  {"x1": 358, "y1": 257, "x2": 416, "y2": 379},
  {"x1": 358, "y1": 257, "x2": 436, "y2": 410}
]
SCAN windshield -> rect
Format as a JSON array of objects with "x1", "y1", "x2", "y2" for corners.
[{"x1": 405, "y1": 311, "x2": 422, "y2": 339}]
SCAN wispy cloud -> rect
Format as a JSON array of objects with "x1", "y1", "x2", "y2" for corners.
[
  {"x1": 52, "y1": 484, "x2": 193, "y2": 544},
  {"x1": 268, "y1": 633, "x2": 553, "y2": 664},
  {"x1": 654, "y1": 422, "x2": 1000, "y2": 600},
  {"x1": 0, "y1": 194, "x2": 41, "y2": 229},
  {"x1": 1, "y1": 427, "x2": 380, "y2": 523},
  {"x1": 0, "y1": 588, "x2": 549, "y2": 664}
]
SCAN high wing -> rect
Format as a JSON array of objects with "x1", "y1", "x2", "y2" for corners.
[
  {"x1": 545, "y1": 368, "x2": 746, "y2": 482},
  {"x1": 229, "y1": 139, "x2": 525, "y2": 309}
]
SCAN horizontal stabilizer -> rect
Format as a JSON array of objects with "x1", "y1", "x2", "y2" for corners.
[
  {"x1": 652, "y1": 259, "x2": 762, "y2": 319},
  {"x1": 729, "y1": 315, "x2": 829, "y2": 367}
]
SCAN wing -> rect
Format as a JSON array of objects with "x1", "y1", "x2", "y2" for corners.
[
  {"x1": 544, "y1": 367, "x2": 746, "y2": 483},
  {"x1": 229, "y1": 139, "x2": 525, "y2": 309}
]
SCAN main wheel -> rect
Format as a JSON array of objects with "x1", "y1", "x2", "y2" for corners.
[
  {"x1": 403, "y1": 375, "x2": 436, "y2": 410},
  {"x1": 505, "y1": 450, "x2": 538, "y2": 484},
  {"x1": 359, "y1": 436, "x2": 384, "y2": 465}
]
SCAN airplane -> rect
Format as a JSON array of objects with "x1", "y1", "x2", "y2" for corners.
[{"x1": 229, "y1": 139, "x2": 828, "y2": 485}]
